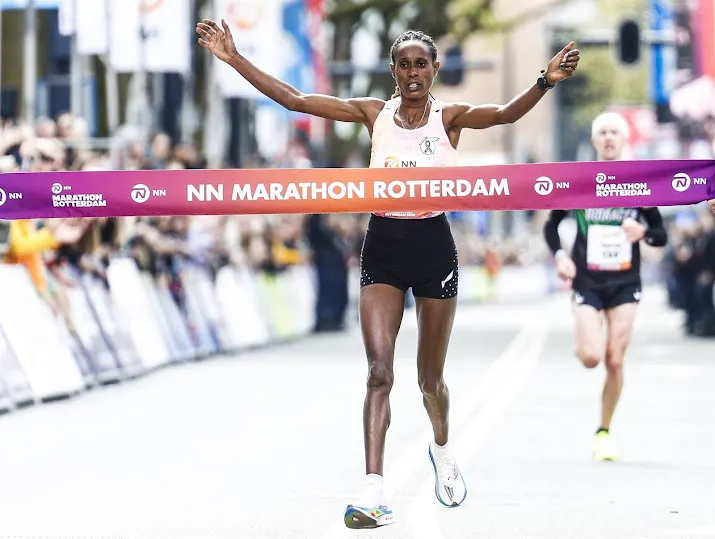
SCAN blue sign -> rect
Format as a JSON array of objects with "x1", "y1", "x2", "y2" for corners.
[
  {"x1": 259, "y1": 0, "x2": 316, "y2": 120},
  {"x1": 650, "y1": 0, "x2": 675, "y2": 104},
  {"x1": 282, "y1": 0, "x2": 316, "y2": 97}
]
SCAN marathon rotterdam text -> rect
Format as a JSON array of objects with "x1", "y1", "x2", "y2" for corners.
[
  {"x1": 187, "y1": 178, "x2": 511, "y2": 202},
  {"x1": 52, "y1": 194, "x2": 107, "y2": 208}
]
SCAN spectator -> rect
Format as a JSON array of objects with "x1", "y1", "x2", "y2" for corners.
[
  {"x1": 663, "y1": 210, "x2": 715, "y2": 337},
  {"x1": 306, "y1": 214, "x2": 351, "y2": 333},
  {"x1": 4, "y1": 219, "x2": 87, "y2": 300}
]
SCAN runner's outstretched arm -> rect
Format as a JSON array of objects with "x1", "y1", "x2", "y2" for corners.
[
  {"x1": 447, "y1": 43, "x2": 580, "y2": 129},
  {"x1": 196, "y1": 18, "x2": 382, "y2": 124}
]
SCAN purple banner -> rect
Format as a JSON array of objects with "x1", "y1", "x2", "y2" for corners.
[{"x1": 0, "y1": 159, "x2": 713, "y2": 219}]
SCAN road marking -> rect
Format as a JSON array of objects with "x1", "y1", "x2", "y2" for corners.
[
  {"x1": 662, "y1": 524, "x2": 715, "y2": 535},
  {"x1": 405, "y1": 322, "x2": 551, "y2": 539},
  {"x1": 319, "y1": 309, "x2": 553, "y2": 539},
  {"x1": 638, "y1": 364, "x2": 702, "y2": 381}
]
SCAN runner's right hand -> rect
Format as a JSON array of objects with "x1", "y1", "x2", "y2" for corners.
[
  {"x1": 556, "y1": 255, "x2": 576, "y2": 284},
  {"x1": 708, "y1": 198, "x2": 715, "y2": 214},
  {"x1": 196, "y1": 19, "x2": 237, "y2": 64}
]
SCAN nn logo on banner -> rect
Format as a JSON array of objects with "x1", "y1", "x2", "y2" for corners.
[
  {"x1": 131, "y1": 184, "x2": 167, "y2": 204},
  {"x1": 672, "y1": 172, "x2": 707, "y2": 193},
  {"x1": 0, "y1": 188, "x2": 22, "y2": 207},
  {"x1": 533, "y1": 176, "x2": 569, "y2": 196}
]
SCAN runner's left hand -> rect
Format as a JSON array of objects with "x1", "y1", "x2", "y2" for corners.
[
  {"x1": 621, "y1": 218, "x2": 646, "y2": 243},
  {"x1": 545, "y1": 42, "x2": 580, "y2": 84}
]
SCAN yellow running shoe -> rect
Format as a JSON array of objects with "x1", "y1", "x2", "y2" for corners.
[{"x1": 593, "y1": 430, "x2": 617, "y2": 461}]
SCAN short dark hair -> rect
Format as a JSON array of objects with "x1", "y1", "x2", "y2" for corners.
[{"x1": 389, "y1": 30, "x2": 438, "y2": 64}]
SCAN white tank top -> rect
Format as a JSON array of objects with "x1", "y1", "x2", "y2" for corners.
[{"x1": 369, "y1": 96, "x2": 458, "y2": 219}]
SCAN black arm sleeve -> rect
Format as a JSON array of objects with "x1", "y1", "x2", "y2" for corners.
[
  {"x1": 543, "y1": 210, "x2": 568, "y2": 255},
  {"x1": 641, "y1": 207, "x2": 668, "y2": 247}
]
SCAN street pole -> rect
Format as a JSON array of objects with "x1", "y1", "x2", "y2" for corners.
[
  {"x1": 23, "y1": 0, "x2": 37, "y2": 130},
  {"x1": 493, "y1": 0, "x2": 576, "y2": 240},
  {"x1": 138, "y1": 2, "x2": 150, "y2": 145},
  {"x1": 105, "y1": 0, "x2": 119, "y2": 168},
  {"x1": 181, "y1": 0, "x2": 197, "y2": 142},
  {"x1": 493, "y1": 28, "x2": 515, "y2": 239}
]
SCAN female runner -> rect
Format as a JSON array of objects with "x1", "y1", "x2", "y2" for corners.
[{"x1": 196, "y1": 18, "x2": 580, "y2": 529}]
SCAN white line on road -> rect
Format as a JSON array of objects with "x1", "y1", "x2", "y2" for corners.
[
  {"x1": 319, "y1": 308, "x2": 554, "y2": 539},
  {"x1": 662, "y1": 524, "x2": 715, "y2": 536},
  {"x1": 405, "y1": 322, "x2": 551, "y2": 539},
  {"x1": 638, "y1": 364, "x2": 703, "y2": 381}
]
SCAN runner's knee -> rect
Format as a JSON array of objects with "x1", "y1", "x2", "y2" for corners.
[
  {"x1": 576, "y1": 347, "x2": 601, "y2": 369},
  {"x1": 605, "y1": 328, "x2": 631, "y2": 371},
  {"x1": 417, "y1": 370, "x2": 446, "y2": 398},
  {"x1": 605, "y1": 344, "x2": 626, "y2": 372},
  {"x1": 367, "y1": 361, "x2": 394, "y2": 392}
]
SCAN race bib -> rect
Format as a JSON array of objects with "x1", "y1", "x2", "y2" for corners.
[
  {"x1": 374, "y1": 153, "x2": 434, "y2": 169},
  {"x1": 586, "y1": 225, "x2": 632, "y2": 271},
  {"x1": 370, "y1": 152, "x2": 439, "y2": 218}
]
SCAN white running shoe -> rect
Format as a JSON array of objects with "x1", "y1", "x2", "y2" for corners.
[
  {"x1": 343, "y1": 504, "x2": 395, "y2": 529},
  {"x1": 429, "y1": 443, "x2": 467, "y2": 507}
]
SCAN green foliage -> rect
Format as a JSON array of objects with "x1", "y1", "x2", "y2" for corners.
[{"x1": 594, "y1": 0, "x2": 648, "y2": 26}]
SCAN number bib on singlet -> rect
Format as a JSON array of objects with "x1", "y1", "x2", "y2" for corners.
[
  {"x1": 374, "y1": 153, "x2": 434, "y2": 169},
  {"x1": 586, "y1": 225, "x2": 632, "y2": 271},
  {"x1": 371, "y1": 153, "x2": 440, "y2": 218}
]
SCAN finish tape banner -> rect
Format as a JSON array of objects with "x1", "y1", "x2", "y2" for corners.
[{"x1": 0, "y1": 159, "x2": 713, "y2": 219}]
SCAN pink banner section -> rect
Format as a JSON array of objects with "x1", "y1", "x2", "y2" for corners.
[{"x1": 0, "y1": 159, "x2": 713, "y2": 219}]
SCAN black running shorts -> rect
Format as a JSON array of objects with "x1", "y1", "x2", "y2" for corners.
[
  {"x1": 359, "y1": 213, "x2": 458, "y2": 299},
  {"x1": 572, "y1": 282, "x2": 641, "y2": 311}
]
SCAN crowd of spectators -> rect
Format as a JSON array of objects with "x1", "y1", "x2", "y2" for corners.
[
  {"x1": 662, "y1": 208, "x2": 715, "y2": 337},
  {"x1": 1, "y1": 111, "x2": 713, "y2": 338},
  {"x1": 0, "y1": 111, "x2": 537, "y2": 333}
]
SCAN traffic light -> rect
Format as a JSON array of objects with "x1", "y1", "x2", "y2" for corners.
[
  {"x1": 439, "y1": 45, "x2": 464, "y2": 86},
  {"x1": 618, "y1": 19, "x2": 641, "y2": 64}
]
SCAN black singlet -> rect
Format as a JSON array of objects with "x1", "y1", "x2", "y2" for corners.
[{"x1": 544, "y1": 207, "x2": 667, "y2": 289}]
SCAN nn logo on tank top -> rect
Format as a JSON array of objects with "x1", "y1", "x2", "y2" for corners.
[{"x1": 384, "y1": 156, "x2": 418, "y2": 168}]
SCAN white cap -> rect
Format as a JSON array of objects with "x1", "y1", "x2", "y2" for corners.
[{"x1": 591, "y1": 111, "x2": 630, "y2": 140}]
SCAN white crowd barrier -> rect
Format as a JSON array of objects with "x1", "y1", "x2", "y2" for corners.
[
  {"x1": 0, "y1": 259, "x2": 318, "y2": 414},
  {"x1": 0, "y1": 256, "x2": 665, "y2": 415}
]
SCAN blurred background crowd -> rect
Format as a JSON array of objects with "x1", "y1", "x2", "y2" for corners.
[{"x1": 1, "y1": 0, "x2": 715, "y2": 341}]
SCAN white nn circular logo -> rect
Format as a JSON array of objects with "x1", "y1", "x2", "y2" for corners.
[
  {"x1": 534, "y1": 176, "x2": 553, "y2": 196},
  {"x1": 672, "y1": 172, "x2": 691, "y2": 193},
  {"x1": 131, "y1": 184, "x2": 150, "y2": 204},
  {"x1": 0, "y1": 188, "x2": 6, "y2": 207},
  {"x1": 595, "y1": 172, "x2": 607, "y2": 184},
  {"x1": 52, "y1": 182, "x2": 63, "y2": 194}
]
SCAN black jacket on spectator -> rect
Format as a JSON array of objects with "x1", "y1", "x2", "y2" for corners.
[{"x1": 306, "y1": 215, "x2": 349, "y2": 333}]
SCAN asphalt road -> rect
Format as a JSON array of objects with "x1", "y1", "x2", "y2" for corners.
[{"x1": 0, "y1": 286, "x2": 714, "y2": 539}]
